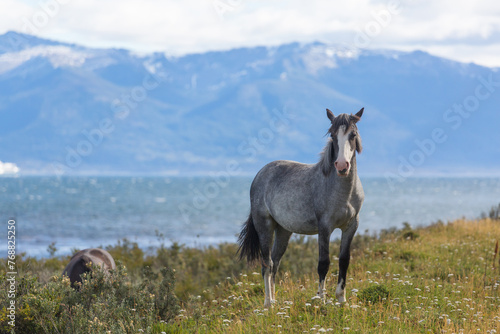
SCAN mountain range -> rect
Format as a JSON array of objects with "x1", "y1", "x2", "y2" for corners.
[{"x1": 1, "y1": 31, "x2": 499, "y2": 177}]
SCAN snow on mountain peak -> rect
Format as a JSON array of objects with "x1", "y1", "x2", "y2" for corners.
[
  {"x1": 301, "y1": 44, "x2": 360, "y2": 74},
  {"x1": 0, "y1": 45, "x2": 90, "y2": 74}
]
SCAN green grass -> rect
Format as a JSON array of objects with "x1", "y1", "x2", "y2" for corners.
[{"x1": 2, "y1": 218, "x2": 500, "y2": 333}]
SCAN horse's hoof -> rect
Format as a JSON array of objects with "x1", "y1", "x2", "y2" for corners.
[
  {"x1": 335, "y1": 283, "x2": 346, "y2": 303},
  {"x1": 335, "y1": 292, "x2": 346, "y2": 303}
]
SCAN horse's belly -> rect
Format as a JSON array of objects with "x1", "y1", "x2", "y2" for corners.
[{"x1": 274, "y1": 213, "x2": 319, "y2": 235}]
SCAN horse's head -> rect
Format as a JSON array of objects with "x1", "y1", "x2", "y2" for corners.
[{"x1": 325, "y1": 108, "x2": 363, "y2": 177}]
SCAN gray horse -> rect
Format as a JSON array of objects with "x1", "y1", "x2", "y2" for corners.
[
  {"x1": 62, "y1": 248, "x2": 116, "y2": 288},
  {"x1": 238, "y1": 108, "x2": 365, "y2": 308}
]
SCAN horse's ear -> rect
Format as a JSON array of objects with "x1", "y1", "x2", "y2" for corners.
[
  {"x1": 326, "y1": 109, "x2": 335, "y2": 122},
  {"x1": 353, "y1": 108, "x2": 364, "y2": 122}
]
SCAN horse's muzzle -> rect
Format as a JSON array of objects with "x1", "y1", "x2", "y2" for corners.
[{"x1": 337, "y1": 168, "x2": 349, "y2": 176}]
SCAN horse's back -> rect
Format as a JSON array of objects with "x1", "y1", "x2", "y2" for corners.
[
  {"x1": 250, "y1": 160, "x2": 319, "y2": 234},
  {"x1": 254, "y1": 159, "x2": 312, "y2": 182},
  {"x1": 251, "y1": 160, "x2": 313, "y2": 199},
  {"x1": 88, "y1": 248, "x2": 116, "y2": 269},
  {"x1": 68, "y1": 248, "x2": 115, "y2": 268}
]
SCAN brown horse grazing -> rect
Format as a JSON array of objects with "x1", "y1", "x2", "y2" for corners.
[{"x1": 62, "y1": 248, "x2": 116, "y2": 288}]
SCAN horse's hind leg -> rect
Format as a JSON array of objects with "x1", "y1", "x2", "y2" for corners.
[
  {"x1": 255, "y1": 215, "x2": 276, "y2": 308},
  {"x1": 271, "y1": 225, "x2": 292, "y2": 303}
]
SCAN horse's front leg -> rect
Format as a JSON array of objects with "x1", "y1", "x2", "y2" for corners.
[
  {"x1": 336, "y1": 216, "x2": 359, "y2": 303},
  {"x1": 317, "y1": 225, "x2": 332, "y2": 299}
]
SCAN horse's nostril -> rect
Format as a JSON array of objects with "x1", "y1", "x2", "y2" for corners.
[{"x1": 335, "y1": 161, "x2": 349, "y2": 171}]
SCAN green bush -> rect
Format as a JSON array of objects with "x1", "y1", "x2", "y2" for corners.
[
  {"x1": 357, "y1": 285, "x2": 390, "y2": 304},
  {"x1": 489, "y1": 203, "x2": 500, "y2": 220},
  {"x1": 0, "y1": 264, "x2": 179, "y2": 334},
  {"x1": 401, "y1": 222, "x2": 419, "y2": 240}
]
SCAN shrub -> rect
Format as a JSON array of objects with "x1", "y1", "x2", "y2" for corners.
[
  {"x1": 0, "y1": 264, "x2": 179, "y2": 334},
  {"x1": 401, "y1": 222, "x2": 419, "y2": 240},
  {"x1": 480, "y1": 203, "x2": 500, "y2": 220},
  {"x1": 489, "y1": 203, "x2": 500, "y2": 220},
  {"x1": 358, "y1": 285, "x2": 390, "y2": 304}
]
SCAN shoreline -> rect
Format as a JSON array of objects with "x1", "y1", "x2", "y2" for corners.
[{"x1": 4, "y1": 210, "x2": 498, "y2": 260}]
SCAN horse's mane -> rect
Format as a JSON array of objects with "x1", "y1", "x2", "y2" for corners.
[{"x1": 319, "y1": 137, "x2": 335, "y2": 176}]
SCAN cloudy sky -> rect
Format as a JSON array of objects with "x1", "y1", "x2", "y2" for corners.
[{"x1": 1, "y1": 0, "x2": 500, "y2": 67}]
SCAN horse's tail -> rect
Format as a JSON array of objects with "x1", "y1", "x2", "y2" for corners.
[{"x1": 237, "y1": 214, "x2": 261, "y2": 264}]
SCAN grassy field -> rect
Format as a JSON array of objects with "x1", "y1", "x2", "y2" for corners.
[{"x1": 2, "y1": 217, "x2": 500, "y2": 333}]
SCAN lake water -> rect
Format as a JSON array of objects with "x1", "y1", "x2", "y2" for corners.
[{"x1": 1, "y1": 176, "x2": 500, "y2": 257}]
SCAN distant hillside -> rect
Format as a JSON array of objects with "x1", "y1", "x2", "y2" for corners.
[{"x1": 1, "y1": 31, "x2": 499, "y2": 176}]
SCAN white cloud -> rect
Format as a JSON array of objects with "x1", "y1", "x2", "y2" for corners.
[
  {"x1": 0, "y1": 161, "x2": 20, "y2": 175},
  {"x1": 0, "y1": 0, "x2": 499, "y2": 66},
  {"x1": 0, "y1": 0, "x2": 34, "y2": 32}
]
